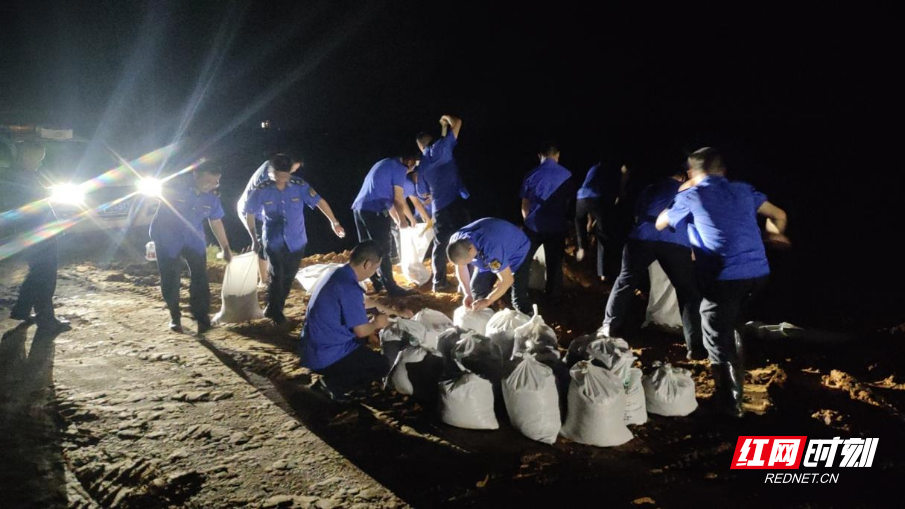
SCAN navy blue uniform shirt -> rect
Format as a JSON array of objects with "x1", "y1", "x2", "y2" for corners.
[
  {"x1": 150, "y1": 179, "x2": 225, "y2": 259},
  {"x1": 244, "y1": 176, "x2": 321, "y2": 254},
  {"x1": 520, "y1": 159, "x2": 573, "y2": 234},
  {"x1": 449, "y1": 218, "x2": 531, "y2": 274}
]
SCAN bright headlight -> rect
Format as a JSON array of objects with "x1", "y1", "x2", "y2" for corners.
[
  {"x1": 50, "y1": 183, "x2": 86, "y2": 206},
  {"x1": 137, "y1": 178, "x2": 162, "y2": 197}
]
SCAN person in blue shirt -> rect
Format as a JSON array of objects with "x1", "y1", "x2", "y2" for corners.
[
  {"x1": 352, "y1": 156, "x2": 419, "y2": 297},
  {"x1": 446, "y1": 218, "x2": 533, "y2": 314},
  {"x1": 237, "y1": 152, "x2": 303, "y2": 288},
  {"x1": 149, "y1": 164, "x2": 233, "y2": 334},
  {"x1": 300, "y1": 240, "x2": 391, "y2": 400},
  {"x1": 575, "y1": 158, "x2": 625, "y2": 281},
  {"x1": 415, "y1": 114, "x2": 470, "y2": 293},
  {"x1": 601, "y1": 168, "x2": 704, "y2": 360},
  {"x1": 520, "y1": 141, "x2": 575, "y2": 299},
  {"x1": 4, "y1": 140, "x2": 71, "y2": 332},
  {"x1": 244, "y1": 154, "x2": 346, "y2": 324},
  {"x1": 656, "y1": 147, "x2": 789, "y2": 417}
]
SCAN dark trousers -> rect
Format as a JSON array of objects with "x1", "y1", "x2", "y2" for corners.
[
  {"x1": 575, "y1": 198, "x2": 608, "y2": 278},
  {"x1": 699, "y1": 276, "x2": 767, "y2": 365},
  {"x1": 156, "y1": 246, "x2": 210, "y2": 324},
  {"x1": 471, "y1": 260, "x2": 533, "y2": 315},
  {"x1": 431, "y1": 199, "x2": 470, "y2": 286},
  {"x1": 265, "y1": 244, "x2": 305, "y2": 317},
  {"x1": 316, "y1": 345, "x2": 390, "y2": 395},
  {"x1": 353, "y1": 209, "x2": 399, "y2": 290},
  {"x1": 603, "y1": 240, "x2": 703, "y2": 354},
  {"x1": 12, "y1": 239, "x2": 59, "y2": 323},
  {"x1": 525, "y1": 229, "x2": 566, "y2": 298}
]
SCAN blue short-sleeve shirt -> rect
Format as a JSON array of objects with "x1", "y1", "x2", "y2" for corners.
[
  {"x1": 299, "y1": 264, "x2": 370, "y2": 370},
  {"x1": 449, "y1": 218, "x2": 531, "y2": 274},
  {"x1": 417, "y1": 132, "x2": 469, "y2": 214},
  {"x1": 666, "y1": 175, "x2": 769, "y2": 280},
  {"x1": 244, "y1": 176, "x2": 321, "y2": 254},
  {"x1": 149, "y1": 179, "x2": 225, "y2": 259},
  {"x1": 629, "y1": 178, "x2": 691, "y2": 247},
  {"x1": 352, "y1": 158, "x2": 408, "y2": 213},
  {"x1": 520, "y1": 159, "x2": 573, "y2": 233}
]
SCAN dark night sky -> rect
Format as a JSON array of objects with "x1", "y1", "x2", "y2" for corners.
[{"x1": 1, "y1": 1, "x2": 901, "y2": 329}]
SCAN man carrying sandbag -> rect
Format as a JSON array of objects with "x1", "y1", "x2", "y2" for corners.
[
  {"x1": 149, "y1": 163, "x2": 232, "y2": 334},
  {"x1": 352, "y1": 156, "x2": 419, "y2": 297},
  {"x1": 602, "y1": 167, "x2": 705, "y2": 360},
  {"x1": 244, "y1": 154, "x2": 346, "y2": 324},
  {"x1": 300, "y1": 241, "x2": 392, "y2": 401},
  {"x1": 447, "y1": 217, "x2": 534, "y2": 315},
  {"x1": 236, "y1": 151, "x2": 303, "y2": 287},
  {"x1": 656, "y1": 147, "x2": 789, "y2": 417}
]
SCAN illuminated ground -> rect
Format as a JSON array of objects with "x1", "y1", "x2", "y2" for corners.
[{"x1": 1, "y1": 240, "x2": 904, "y2": 508}]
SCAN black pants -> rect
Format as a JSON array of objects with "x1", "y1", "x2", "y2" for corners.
[
  {"x1": 699, "y1": 276, "x2": 768, "y2": 365},
  {"x1": 156, "y1": 246, "x2": 210, "y2": 324},
  {"x1": 265, "y1": 244, "x2": 305, "y2": 317},
  {"x1": 525, "y1": 229, "x2": 566, "y2": 298},
  {"x1": 354, "y1": 209, "x2": 400, "y2": 290},
  {"x1": 575, "y1": 198, "x2": 609, "y2": 278},
  {"x1": 471, "y1": 260, "x2": 533, "y2": 315},
  {"x1": 12, "y1": 239, "x2": 58, "y2": 324},
  {"x1": 431, "y1": 198, "x2": 470, "y2": 286},
  {"x1": 316, "y1": 345, "x2": 390, "y2": 395},
  {"x1": 603, "y1": 240, "x2": 703, "y2": 354}
]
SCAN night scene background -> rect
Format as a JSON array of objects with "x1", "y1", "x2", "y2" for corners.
[{"x1": 1, "y1": 1, "x2": 900, "y2": 331}]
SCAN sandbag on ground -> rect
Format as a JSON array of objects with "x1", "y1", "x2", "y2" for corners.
[
  {"x1": 453, "y1": 306, "x2": 495, "y2": 335},
  {"x1": 512, "y1": 305, "x2": 559, "y2": 360},
  {"x1": 565, "y1": 334, "x2": 594, "y2": 368},
  {"x1": 587, "y1": 336, "x2": 636, "y2": 385},
  {"x1": 643, "y1": 362, "x2": 698, "y2": 417},
  {"x1": 213, "y1": 252, "x2": 264, "y2": 324},
  {"x1": 439, "y1": 372, "x2": 499, "y2": 430},
  {"x1": 386, "y1": 344, "x2": 444, "y2": 402},
  {"x1": 503, "y1": 356, "x2": 561, "y2": 444},
  {"x1": 624, "y1": 368, "x2": 648, "y2": 425},
  {"x1": 379, "y1": 318, "x2": 429, "y2": 363},
  {"x1": 412, "y1": 308, "x2": 455, "y2": 350},
  {"x1": 560, "y1": 361, "x2": 633, "y2": 447}
]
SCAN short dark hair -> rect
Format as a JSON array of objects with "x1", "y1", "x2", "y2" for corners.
[
  {"x1": 415, "y1": 132, "x2": 433, "y2": 147},
  {"x1": 688, "y1": 147, "x2": 724, "y2": 174},
  {"x1": 269, "y1": 153, "x2": 294, "y2": 173},
  {"x1": 446, "y1": 238, "x2": 473, "y2": 264},
  {"x1": 538, "y1": 141, "x2": 561, "y2": 157},
  {"x1": 350, "y1": 240, "x2": 383, "y2": 265}
]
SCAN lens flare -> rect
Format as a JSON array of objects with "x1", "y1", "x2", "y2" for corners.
[
  {"x1": 137, "y1": 177, "x2": 163, "y2": 197},
  {"x1": 50, "y1": 183, "x2": 86, "y2": 206}
]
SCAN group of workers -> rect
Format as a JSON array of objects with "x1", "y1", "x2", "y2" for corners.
[{"x1": 3, "y1": 115, "x2": 789, "y2": 417}]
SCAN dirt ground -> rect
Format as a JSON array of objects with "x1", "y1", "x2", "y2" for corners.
[{"x1": 2, "y1": 243, "x2": 904, "y2": 508}]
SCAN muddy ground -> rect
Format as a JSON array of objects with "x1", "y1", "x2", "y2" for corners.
[{"x1": 2, "y1": 242, "x2": 904, "y2": 508}]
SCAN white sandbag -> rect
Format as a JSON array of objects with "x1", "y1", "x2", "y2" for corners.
[
  {"x1": 386, "y1": 345, "x2": 442, "y2": 395},
  {"x1": 624, "y1": 368, "x2": 647, "y2": 425},
  {"x1": 485, "y1": 309, "x2": 530, "y2": 342},
  {"x1": 502, "y1": 356, "x2": 561, "y2": 444},
  {"x1": 512, "y1": 306, "x2": 559, "y2": 360},
  {"x1": 560, "y1": 361, "x2": 633, "y2": 447},
  {"x1": 412, "y1": 308, "x2": 454, "y2": 350},
  {"x1": 439, "y1": 372, "x2": 499, "y2": 430},
  {"x1": 453, "y1": 306, "x2": 495, "y2": 335},
  {"x1": 213, "y1": 252, "x2": 264, "y2": 324},
  {"x1": 379, "y1": 318, "x2": 428, "y2": 347},
  {"x1": 587, "y1": 336, "x2": 636, "y2": 385},
  {"x1": 297, "y1": 263, "x2": 344, "y2": 293},
  {"x1": 642, "y1": 260, "x2": 682, "y2": 333},
  {"x1": 528, "y1": 245, "x2": 546, "y2": 290},
  {"x1": 399, "y1": 225, "x2": 435, "y2": 285},
  {"x1": 643, "y1": 362, "x2": 698, "y2": 417}
]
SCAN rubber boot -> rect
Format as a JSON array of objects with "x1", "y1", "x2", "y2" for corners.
[{"x1": 726, "y1": 361, "x2": 745, "y2": 418}]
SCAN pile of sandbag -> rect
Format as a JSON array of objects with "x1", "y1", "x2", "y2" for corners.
[
  {"x1": 412, "y1": 308, "x2": 455, "y2": 349},
  {"x1": 386, "y1": 343, "x2": 444, "y2": 401},
  {"x1": 643, "y1": 362, "x2": 698, "y2": 416},
  {"x1": 502, "y1": 356, "x2": 561, "y2": 444},
  {"x1": 453, "y1": 305, "x2": 495, "y2": 335},
  {"x1": 571, "y1": 334, "x2": 647, "y2": 425},
  {"x1": 512, "y1": 306, "x2": 560, "y2": 360},
  {"x1": 559, "y1": 361, "x2": 633, "y2": 446},
  {"x1": 213, "y1": 252, "x2": 264, "y2": 324},
  {"x1": 587, "y1": 336, "x2": 635, "y2": 385}
]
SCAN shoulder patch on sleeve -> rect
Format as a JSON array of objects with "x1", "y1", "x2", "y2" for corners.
[
  {"x1": 309, "y1": 187, "x2": 318, "y2": 197},
  {"x1": 489, "y1": 259, "x2": 502, "y2": 271}
]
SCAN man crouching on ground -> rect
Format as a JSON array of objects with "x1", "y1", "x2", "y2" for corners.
[{"x1": 299, "y1": 240, "x2": 391, "y2": 401}]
